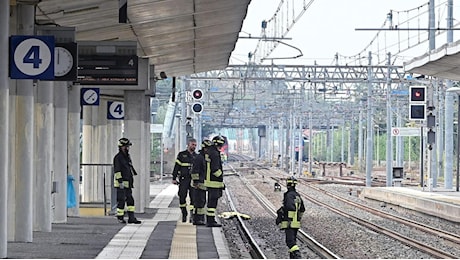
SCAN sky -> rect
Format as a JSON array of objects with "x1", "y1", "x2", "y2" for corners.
[{"x1": 231, "y1": 0, "x2": 460, "y2": 67}]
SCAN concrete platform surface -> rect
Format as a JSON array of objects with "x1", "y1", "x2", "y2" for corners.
[
  {"x1": 7, "y1": 182, "x2": 230, "y2": 259},
  {"x1": 360, "y1": 186, "x2": 460, "y2": 223}
]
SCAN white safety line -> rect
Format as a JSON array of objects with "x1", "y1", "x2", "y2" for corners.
[
  {"x1": 96, "y1": 184, "x2": 179, "y2": 259},
  {"x1": 96, "y1": 184, "x2": 230, "y2": 259},
  {"x1": 150, "y1": 184, "x2": 179, "y2": 208},
  {"x1": 212, "y1": 227, "x2": 231, "y2": 259}
]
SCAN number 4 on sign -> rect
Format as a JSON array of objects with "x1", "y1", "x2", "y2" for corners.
[
  {"x1": 107, "y1": 101, "x2": 124, "y2": 120},
  {"x1": 24, "y1": 46, "x2": 42, "y2": 68}
]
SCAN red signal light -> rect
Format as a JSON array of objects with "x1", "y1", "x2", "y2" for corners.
[
  {"x1": 192, "y1": 89, "x2": 203, "y2": 100},
  {"x1": 410, "y1": 86, "x2": 426, "y2": 102}
]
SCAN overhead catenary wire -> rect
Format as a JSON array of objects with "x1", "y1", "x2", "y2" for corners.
[
  {"x1": 336, "y1": 1, "x2": 459, "y2": 67},
  {"x1": 251, "y1": 0, "x2": 315, "y2": 64}
]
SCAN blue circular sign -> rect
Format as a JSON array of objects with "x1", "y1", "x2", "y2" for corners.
[{"x1": 10, "y1": 35, "x2": 55, "y2": 79}]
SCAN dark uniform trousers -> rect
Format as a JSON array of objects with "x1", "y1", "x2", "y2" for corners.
[
  {"x1": 117, "y1": 188, "x2": 135, "y2": 214},
  {"x1": 193, "y1": 187, "x2": 207, "y2": 217},
  {"x1": 178, "y1": 176, "x2": 194, "y2": 212},
  {"x1": 173, "y1": 150, "x2": 197, "y2": 221},
  {"x1": 206, "y1": 187, "x2": 222, "y2": 218},
  {"x1": 285, "y1": 228, "x2": 298, "y2": 251}
]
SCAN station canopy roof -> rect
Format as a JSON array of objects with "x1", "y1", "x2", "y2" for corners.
[
  {"x1": 35, "y1": 0, "x2": 251, "y2": 78},
  {"x1": 404, "y1": 39, "x2": 460, "y2": 81}
]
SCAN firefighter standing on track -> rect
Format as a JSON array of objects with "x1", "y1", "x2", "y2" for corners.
[
  {"x1": 276, "y1": 176, "x2": 305, "y2": 259},
  {"x1": 172, "y1": 138, "x2": 197, "y2": 222},
  {"x1": 204, "y1": 135, "x2": 225, "y2": 227},
  {"x1": 191, "y1": 139, "x2": 212, "y2": 225},
  {"x1": 113, "y1": 137, "x2": 141, "y2": 224}
]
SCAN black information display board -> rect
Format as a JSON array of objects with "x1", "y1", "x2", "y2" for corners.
[{"x1": 77, "y1": 55, "x2": 138, "y2": 85}]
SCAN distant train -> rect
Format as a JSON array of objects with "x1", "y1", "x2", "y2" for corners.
[{"x1": 220, "y1": 135, "x2": 228, "y2": 163}]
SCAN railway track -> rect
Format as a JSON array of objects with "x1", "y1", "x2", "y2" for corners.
[
  {"x1": 294, "y1": 184, "x2": 458, "y2": 259},
  {"x1": 223, "y1": 187, "x2": 267, "y2": 259},
  {"x1": 225, "y1": 164, "x2": 339, "y2": 259},
  {"x1": 261, "y1": 170, "x2": 459, "y2": 259},
  {"x1": 226, "y1": 156, "x2": 460, "y2": 258},
  {"x1": 302, "y1": 181, "x2": 460, "y2": 245}
]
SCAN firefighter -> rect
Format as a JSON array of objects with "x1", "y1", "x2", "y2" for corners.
[
  {"x1": 191, "y1": 139, "x2": 212, "y2": 225},
  {"x1": 276, "y1": 176, "x2": 305, "y2": 259},
  {"x1": 172, "y1": 138, "x2": 197, "y2": 222},
  {"x1": 204, "y1": 135, "x2": 225, "y2": 227},
  {"x1": 113, "y1": 138, "x2": 141, "y2": 224}
]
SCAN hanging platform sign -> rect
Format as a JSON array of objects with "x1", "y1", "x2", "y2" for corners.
[
  {"x1": 77, "y1": 41, "x2": 138, "y2": 85},
  {"x1": 9, "y1": 35, "x2": 55, "y2": 80},
  {"x1": 107, "y1": 101, "x2": 124, "y2": 120}
]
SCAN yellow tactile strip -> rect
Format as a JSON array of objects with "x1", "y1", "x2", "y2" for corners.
[{"x1": 169, "y1": 221, "x2": 197, "y2": 259}]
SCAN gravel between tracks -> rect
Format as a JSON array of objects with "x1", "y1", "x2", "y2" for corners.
[{"x1": 220, "y1": 174, "x2": 318, "y2": 259}]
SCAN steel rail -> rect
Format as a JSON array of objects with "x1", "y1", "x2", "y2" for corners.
[
  {"x1": 224, "y1": 166, "x2": 267, "y2": 259},
  {"x1": 230, "y1": 164, "x2": 340, "y2": 259},
  {"x1": 304, "y1": 182, "x2": 460, "y2": 245},
  {"x1": 294, "y1": 184, "x2": 458, "y2": 259}
]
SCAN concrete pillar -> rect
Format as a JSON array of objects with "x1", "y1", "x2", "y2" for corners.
[
  {"x1": 0, "y1": 1, "x2": 9, "y2": 256},
  {"x1": 82, "y1": 105, "x2": 96, "y2": 202},
  {"x1": 107, "y1": 118, "x2": 122, "y2": 212},
  {"x1": 14, "y1": 4, "x2": 35, "y2": 242},
  {"x1": 96, "y1": 99, "x2": 108, "y2": 202},
  {"x1": 34, "y1": 80, "x2": 54, "y2": 231},
  {"x1": 82, "y1": 100, "x2": 116, "y2": 205},
  {"x1": 143, "y1": 59, "x2": 152, "y2": 205},
  {"x1": 67, "y1": 85, "x2": 81, "y2": 216},
  {"x1": 8, "y1": 80, "x2": 17, "y2": 242},
  {"x1": 53, "y1": 82, "x2": 68, "y2": 223},
  {"x1": 125, "y1": 90, "x2": 150, "y2": 212},
  {"x1": 144, "y1": 110, "x2": 151, "y2": 205},
  {"x1": 8, "y1": 6, "x2": 17, "y2": 242}
]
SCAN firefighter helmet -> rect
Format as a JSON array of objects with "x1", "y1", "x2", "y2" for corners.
[
  {"x1": 212, "y1": 135, "x2": 225, "y2": 147},
  {"x1": 118, "y1": 138, "x2": 132, "y2": 147},
  {"x1": 201, "y1": 139, "x2": 213, "y2": 148},
  {"x1": 286, "y1": 176, "x2": 298, "y2": 187}
]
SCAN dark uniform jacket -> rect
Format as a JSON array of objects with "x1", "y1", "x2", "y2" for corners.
[
  {"x1": 280, "y1": 188, "x2": 305, "y2": 229},
  {"x1": 172, "y1": 150, "x2": 196, "y2": 182},
  {"x1": 204, "y1": 146, "x2": 224, "y2": 188},
  {"x1": 113, "y1": 150, "x2": 135, "y2": 188},
  {"x1": 191, "y1": 150, "x2": 206, "y2": 185}
]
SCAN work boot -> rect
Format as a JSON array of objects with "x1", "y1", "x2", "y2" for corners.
[
  {"x1": 193, "y1": 214, "x2": 205, "y2": 225},
  {"x1": 200, "y1": 214, "x2": 206, "y2": 225},
  {"x1": 181, "y1": 207, "x2": 188, "y2": 222},
  {"x1": 117, "y1": 215, "x2": 126, "y2": 224},
  {"x1": 206, "y1": 215, "x2": 222, "y2": 227},
  {"x1": 189, "y1": 210, "x2": 194, "y2": 223},
  {"x1": 290, "y1": 250, "x2": 302, "y2": 259},
  {"x1": 127, "y1": 211, "x2": 141, "y2": 224}
]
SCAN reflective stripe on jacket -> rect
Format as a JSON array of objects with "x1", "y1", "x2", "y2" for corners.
[
  {"x1": 191, "y1": 151, "x2": 206, "y2": 185},
  {"x1": 113, "y1": 150, "x2": 135, "y2": 188},
  {"x1": 204, "y1": 146, "x2": 224, "y2": 188},
  {"x1": 280, "y1": 189, "x2": 305, "y2": 229},
  {"x1": 172, "y1": 150, "x2": 196, "y2": 180}
]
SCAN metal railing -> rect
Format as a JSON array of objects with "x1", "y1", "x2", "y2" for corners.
[{"x1": 80, "y1": 163, "x2": 115, "y2": 215}]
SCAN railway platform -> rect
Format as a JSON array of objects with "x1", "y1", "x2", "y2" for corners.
[
  {"x1": 360, "y1": 186, "x2": 460, "y2": 223},
  {"x1": 7, "y1": 182, "x2": 230, "y2": 259}
]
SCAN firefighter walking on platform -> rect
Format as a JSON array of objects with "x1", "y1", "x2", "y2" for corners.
[
  {"x1": 113, "y1": 138, "x2": 141, "y2": 224},
  {"x1": 191, "y1": 139, "x2": 212, "y2": 225},
  {"x1": 204, "y1": 135, "x2": 226, "y2": 227},
  {"x1": 172, "y1": 138, "x2": 197, "y2": 222},
  {"x1": 276, "y1": 176, "x2": 305, "y2": 259}
]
